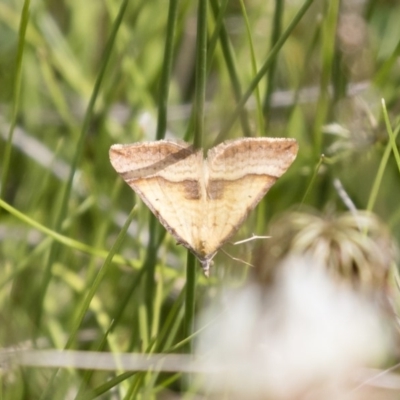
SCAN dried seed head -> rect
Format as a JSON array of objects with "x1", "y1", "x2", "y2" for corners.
[{"x1": 253, "y1": 209, "x2": 397, "y2": 295}]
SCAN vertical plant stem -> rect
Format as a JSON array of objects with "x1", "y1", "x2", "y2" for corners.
[
  {"x1": 208, "y1": 0, "x2": 229, "y2": 59},
  {"x1": 209, "y1": 0, "x2": 252, "y2": 137},
  {"x1": 214, "y1": 0, "x2": 314, "y2": 143},
  {"x1": 239, "y1": 0, "x2": 267, "y2": 232},
  {"x1": 144, "y1": 0, "x2": 180, "y2": 332},
  {"x1": 192, "y1": 0, "x2": 207, "y2": 149},
  {"x1": 185, "y1": 0, "x2": 208, "y2": 352},
  {"x1": 156, "y1": 0, "x2": 179, "y2": 140},
  {"x1": 185, "y1": 252, "x2": 197, "y2": 349},
  {"x1": 263, "y1": 0, "x2": 284, "y2": 125},
  {"x1": 238, "y1": 0, "x2": 264, "y2": 137},
  {"x1": 0, "y1": 0, "x2": 30, "y2": 205},
  {"x1": 312, "y1": 0, "x2": 339, "y2": 157}
]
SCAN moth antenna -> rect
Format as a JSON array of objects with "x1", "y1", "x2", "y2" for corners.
[
  {"x1": 232, "y1": 234, "x2": 271, "y2": 245},
  {"x1": 220, "y1": 249, "x2": 254, "y2": 268}
]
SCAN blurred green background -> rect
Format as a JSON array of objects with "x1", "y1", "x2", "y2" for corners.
[{"x1": 1, "y1": 0, "x2": 400, "y2": 398}]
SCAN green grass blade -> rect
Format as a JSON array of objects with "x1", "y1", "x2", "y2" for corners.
[
  {"x1": 0, "y1": 198, "x2": 140, "y2": 267},
  {"x1": 0, "y1": 0, "x2": 30, "y2": 203},
  {"x1": 366, "y1": 124, "x2": 400, "y2": 213},
  {"x1": 311, "y1": 0, "x2": 340, "y2": 157},
  {"x1": 41, "y1": 206, "x2": 136, "y2": 399},
  {"x1": 184, "y1": 0, "x2": 209, "y2": 354},
  {"x1": 144, "y1": 0, "x2": 181, "y2": 335},
  {"x1": 156, "y1": 0, "x2": 180, "y2": 141},
  {"x1": 214, "y1": 0, "x2": 315, "y2": 143},
  {"x1": 184, "y1": 252, "x2": 197, "y2": 352},
  {"x1": 238, "y1": 0, "x2": 264, "y2": 136},
  {"x1": 382, "y1": 99, "x2": 400, "y2": 172},
  {"x1": 209, "y1": 0, "x2": 252, "y2": 137},
  {"x1": 263, "y1": 0, "x2": 284, "y2": 124},
  {"x1": 34, "y1": 0, "x2": 130, "y2": 331}
]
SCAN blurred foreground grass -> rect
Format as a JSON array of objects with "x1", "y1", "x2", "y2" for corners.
[{"x1": 1, "y1": 0, "x2": 400, "y2": 398}]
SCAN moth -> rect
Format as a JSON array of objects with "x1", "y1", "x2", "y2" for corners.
[{"x1": 109, "y1": 138, "x2": 298, "y2": 276}]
